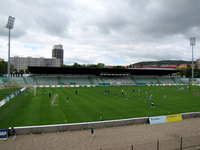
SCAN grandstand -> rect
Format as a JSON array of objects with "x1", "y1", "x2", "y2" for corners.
[
  {"x1": 116, "y1": 77, "x2": 135, "y2": 85},
  {"x1": 92, "y1": 76, "x2": 135, "y2": 85},
  {"x1": 173, "y1": 77, "x2": 184, "y2": 84},
  {"x1": 0, "y1": 77, "x2": 7, "y2": 86},
  {"x1": 34, "y1": 76, "x2": 59, "y2": 85},
  {"x1": 181, "y1": 78, "x2": 190, "y2": 84},
  {"x1": 10, "y1": 77, "x2": 26, "y2": 84},
  {"x1": 133, "y1": 76, "x2": 159, "y2": 84},
  {"x1": 60, "y1": 76, "x2": 91, "y2": 85},
  {"x1": 197, "y1": 78, "x2": 200, "y2": 83},
  {"x1": 24, "y1": 77, "x2": 34, "y2": 84},
  {"x1": 3, "y1": 76, "x2": 199, "y2": 86},
  {"x1": 156, "y1": 77, "x2": 175, "y2": 84},
  {"x1": 25, "y1": 66, "x2": 181, "y2": 86},
  {"x1": 3, "y1": 67, "x2": 199, "y2": 86},
  {"x1": 0, "y1": 78, "x2": 4, "y2": 85}
]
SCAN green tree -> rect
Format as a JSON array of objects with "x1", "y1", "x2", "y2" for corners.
[
  {"x1": 25, "y1": 68, "x2": 29, "y2": 74},
  {"x1": 97, "y1": 63, "x2": 105, "y2": 68},
  {"x1": 185, "y1": 65, "x2": 192, "y2": 78},
  {"x1": 10, "y1": 64, "x2": 14, "y2": 74},
  {"x1": 19, "y1": 69, "x2": 24, "y2": 74},
  {"x1": 179, "y1": 68, "x2": 186, "y2": 77},
  {"x1": 87, "y1": 64, "x2": 96, "y2": 68},
  {"x1": 197, "y1": 69, "x2": 200, "y2": 78},
  {"x1": 113, "y1": 66, "x2": 125, "y2": 69},
  {"x1": 73, "y1": 62, "x2": 82, "y2": 68},
  {"x1": 0, "y1": 61, "x2": 7, "y2": 74}
]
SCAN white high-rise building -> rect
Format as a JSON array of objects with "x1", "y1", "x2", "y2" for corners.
[{"x1": 52, "y1": 44, "x2": 64, "y2": 65}]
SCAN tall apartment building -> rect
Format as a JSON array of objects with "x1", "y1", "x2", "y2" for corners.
[
  {"x1": 10, "y1": 56, "x2": 61, "y2": 72},
  {"x1": 196, "y1": 59, "x2": 200, "y2": 69},
  {"x1": 10, "y1": 45, "x2": 64, "y2": 72},
  {"x1": 52, "y1": 44, "x2": 64, "y2": 65}
]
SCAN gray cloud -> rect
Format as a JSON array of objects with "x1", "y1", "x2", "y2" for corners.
[
  {"x1": 0, "y1": 0, "x2": 200, "y2": 65},
  {"x1": 136, "y1": 0, "x2": 200, "y2": 38}
]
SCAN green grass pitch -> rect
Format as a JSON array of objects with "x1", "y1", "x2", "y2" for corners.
[{"x1": 0, "y1": 86, "x2": 200, "y2": 128}]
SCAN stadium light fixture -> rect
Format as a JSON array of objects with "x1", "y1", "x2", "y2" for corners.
[
  {"x1": 190, "y1": 37, "x2": 196, "y2": 81},
  {"x1": 5, "y1": 16, "x2": 15, "y2": 84}
]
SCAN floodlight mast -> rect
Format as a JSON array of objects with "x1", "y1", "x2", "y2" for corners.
[
  {"x1": 5, "y1": 16, "x2": 15, "y2": 85},
  {"x1": 190, "y1": 37, "x2": 196, "y2": 81}
]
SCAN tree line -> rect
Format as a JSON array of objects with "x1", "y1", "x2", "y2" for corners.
[
  {"x1": 1, "y1": 61, "x2": 200, "y2": 78},
  {"x1": 61, "y1": 62, "x2": 125, "y2": 69},
  {"x1": 178, "y1": 65, "x2": 200, "y2": 78}
]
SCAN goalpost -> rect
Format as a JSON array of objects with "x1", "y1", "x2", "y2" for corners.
[
  {"x1": 34, "y1": 87, "x2": 36, "y2": 96},
  {"x1": 51, "y1": 93, "x2": 59, "y2": 106}
]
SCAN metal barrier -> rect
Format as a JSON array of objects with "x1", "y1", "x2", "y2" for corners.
[{"x1": 96, "y1": 135, "x2": 200, "y2": 150}]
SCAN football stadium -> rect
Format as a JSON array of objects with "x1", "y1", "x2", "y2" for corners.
[
  {"x1": 0, "y1": 66, "x2": 200, "y2": 149},
  {"x1": 1, "y1": 1, "x2": 200, "y2": 149}
]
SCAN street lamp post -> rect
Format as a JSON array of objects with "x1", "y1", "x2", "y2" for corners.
[
  {"x1": 190, "y1": 37, "x2": 196, "y2": 81},
  {"x1": 5, "y1": 16, "x2": 15, "y2": 85}
]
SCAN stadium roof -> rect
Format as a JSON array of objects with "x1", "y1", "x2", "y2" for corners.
[{"x1": 28, "y1": 66, "x2": 179, "y2": 76}]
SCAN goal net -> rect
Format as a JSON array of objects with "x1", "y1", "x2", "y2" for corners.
[{"x1": 51, "y1": 93, "x2": 59, "y2": 106}]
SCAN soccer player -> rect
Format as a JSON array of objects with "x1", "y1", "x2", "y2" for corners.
[
  {"x1": 11, "y1": 127, "x2": 16, "y2": 140},
  {"x1": 104, "y1": 89, "x2": 107, "y2": 94},
  {"x1": 125, "y1": 92, "x2": 127, "y2": 96},
  {"x1": 100, "y1": 116, "x2": 103, "y2": 121},
  {"x1": 122, "y1": 89, "x2": 124, "y2": 95},
  {"x1": 67, "y1": 96, "x2": 69, "y2": 103},
  {"x1": 49, "y1": 93, "x2": 51, "y2": 99},
  {"x1": 149, "y1": 96, "x2": 152, "y2": 101},
  {"x1": 151, "y1": 102, "x2": 154, "y2": 108},
  {"x1": 90, "y1": 126, "x2": 94, "y2": 138},
  {"x1": 126, "y1": 95, "x2": 130, "y2": 100},
  {"x1": 187, "y1": 86, "x2": 191, "y2": 90},
  {"x1": 75, "y1": 89, "x2": 78, "y2": 95},
  {"x1": 133, "y1": 88, "x2": 135, "y2": 93}
]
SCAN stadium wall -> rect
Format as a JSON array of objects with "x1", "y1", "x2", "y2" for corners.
[{"x1": 8, "y1": 112, "x2": 200, "y2": 135}]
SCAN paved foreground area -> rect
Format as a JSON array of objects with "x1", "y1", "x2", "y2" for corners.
[{"x1": 0, "y1": 118, "x2": 200, "y2": 150}]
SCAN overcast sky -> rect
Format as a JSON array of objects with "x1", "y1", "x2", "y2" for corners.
[{"x1": 0, "y1": 0, "x2": 200, "y2": 66}]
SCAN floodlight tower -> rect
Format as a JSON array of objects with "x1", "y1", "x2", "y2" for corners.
[
  {"x1": 5, "y1": 16, "x2": 15, "y2": 84},
  {"x1": 190, "y1": 37, "x2": 196, "y2": 81}
]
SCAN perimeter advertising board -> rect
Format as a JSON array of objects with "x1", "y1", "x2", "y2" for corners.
[
  {"x1": 0, "y1": 129, "x2": 8, "y2": 140},
  {"x1": 149, "y1": 116, "x2": 167, "y2": 124},
  {"x1": 166, "y1": 114, "x2": 183, "y2": 123}
]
